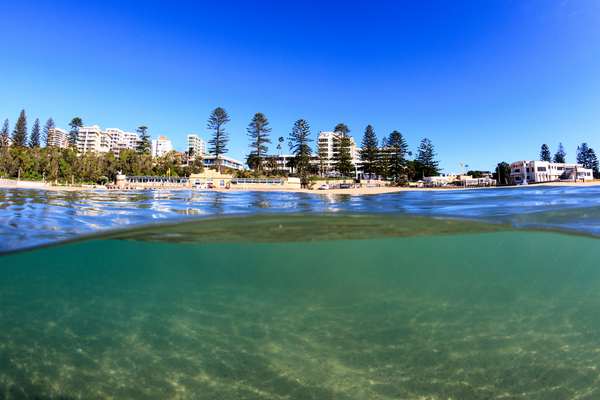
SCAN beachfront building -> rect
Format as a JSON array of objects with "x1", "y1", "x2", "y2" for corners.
[
  {"x1": 264, "y1": 131, "x2": 363, "y2": 177},
  {"x1": 423, "y1": 174, "x2": 496, "y2": 187},
  {"x1": 317, "y1": 131, "x2": 361, "y2": 174},
  {"x1": 190, "y1": 171, "x2": 302, "y2": 190},
  {"x1": 77, "y1": 126, "x2": 113, "y2": 154},
  {"x1": 114, "y1": 175, "x2": 190, "y2": 189},
  {"x1": 509, "y1": 161, "x2": 593, "y2": 184},
  {"x1": 106, "y1": 128, "x2": 139, "y2": 157},
  {"x1": 48, "y1": 127, "x2": 69, "y2": 148},
  {"x1": 187, "y1": 135, "x2": 208, "y2": 156},
  {"x1": 111, "y1": 170, "x2": 301, "y2": 190},
  {"x1": 202, "y1": 155, "x2": 244, "y2": 170},
  {"x1": 151, "y1": 136, "x2": 173, "y2": 158}
]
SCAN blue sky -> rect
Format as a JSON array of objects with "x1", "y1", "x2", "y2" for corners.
[{"x1": 1, "y1": 0, "x2": 599, "y2": 173}]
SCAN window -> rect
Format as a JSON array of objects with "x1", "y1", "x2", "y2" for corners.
[
  {"x1": 526, "y1": 168, "x2": 529, "y2": 172},
  {"x1": 537, "y1": 167, "x2": 547, "y2": 172},
  {"x1": 220, "y1": 180, "x2": 225, "y2": 187},
  {"x1": 515, "y1": 176, "x2": 521, "y2": 180},
  {"x1": 557, "y1": 167, "x2": 564, "y2": 170},
  {"x1": 514, "y1": 169, "x2": 520, "y2": 173}
]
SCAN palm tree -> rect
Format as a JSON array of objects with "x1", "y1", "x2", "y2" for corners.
[
  {"x1": 278, "y1": 137, "x2": 284, "y2": 170},
  {"x1": 266, "y1": 156, "x2": 277, "y2": 172}
]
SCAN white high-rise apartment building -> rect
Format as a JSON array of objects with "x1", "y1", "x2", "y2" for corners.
[
  {"x1": 187, "y1": 135, "x2": 207, "y2": 156},
  {"x1": 78, "y1": 126, "x2": 113, "y2": 154},
  {"x1": 151, "y1": 136, "x2": 173, "y2": 158},
  {"x1": 317, "y1": 131, "x2": 360, "y2": 172},
  {"x1": 48, "y1": 127, "x2": 69, "y2": 148},
  {"x1": 106, "y1": 128, "x2": 140, "y2": 156}
]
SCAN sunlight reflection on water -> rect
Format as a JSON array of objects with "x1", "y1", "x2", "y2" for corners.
[{"x1": 2, "y1": 185, "x2": 600, "y2": 252}]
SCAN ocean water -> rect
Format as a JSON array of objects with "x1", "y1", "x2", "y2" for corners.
[{"x1": 2, "y1": 187, "x2": 600, "y2": 399}]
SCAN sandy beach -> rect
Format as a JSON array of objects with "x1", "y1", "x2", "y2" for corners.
[{"x1": 2, "y1": 180, "x2": 600, "y2": 195}]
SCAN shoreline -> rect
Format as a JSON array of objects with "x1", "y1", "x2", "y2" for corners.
[{"x1": 2, "y1": 180, "x2": 600, "y2": 195}]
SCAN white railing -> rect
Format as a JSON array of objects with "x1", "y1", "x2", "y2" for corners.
[
  {"x1": 0, "y1": 178, "x2": 18, "y2": 186},
  {"x1": 0, "y1": 179, "x2": 50, "y2": 187}
]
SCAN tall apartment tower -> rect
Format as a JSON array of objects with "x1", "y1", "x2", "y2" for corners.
[
  {"x1": 48, "y1": 127, "x2": 69, "y2": 148},
  {"x1": 317, "y1": 131, "x2": 359, "y2": 170},
  {"x1": 151, "y1": 136, "x2": 173, "y2": 158},
  {"x1": 106, "y1": 128, "x2": 140, "y2": 156},
  {"x1": 187, "y1": 135, "x2": 207, "y2": 156},
  {"x1": 78, "y1": 126, "x2": 112, "y2": 154}
]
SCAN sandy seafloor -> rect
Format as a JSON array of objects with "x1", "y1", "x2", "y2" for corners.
[{"x1": 2, "y1": 230, "x2": 600, "y2": 399}]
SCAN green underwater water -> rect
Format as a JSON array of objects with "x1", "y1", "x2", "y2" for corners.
[{"x1": 2, "y1": 225, "x2": 600, "y2": 399}]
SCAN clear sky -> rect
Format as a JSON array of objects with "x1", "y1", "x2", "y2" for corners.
[{"x1": 1, "y1": 0, "x2": 599, "y2": 173}]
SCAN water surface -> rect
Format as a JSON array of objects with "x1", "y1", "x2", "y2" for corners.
[{"x1": 1, "y1": 187, "x2": 600, "y2": 399}]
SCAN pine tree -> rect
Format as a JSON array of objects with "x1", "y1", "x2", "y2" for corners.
[
  {"x1": 69, "y1": 117, "x2": 83, "y2": 149},
  {"x1": 288, "y1": 119, "x2": 313, "y2": 184},
  {"x1": 553, "y1": 143, "x2": 566, "y2": 163},
  {"x1": 587, "y1": 148, "x2": 599, "y2": 173},
  {"x1": 540, "y1": 144, "x2": 551, "y2": 161},
  {"x1": 388, "y1": 130, "x2": 409, "y2": 181},
  {"x1": 495, "y1": 162, "x2": 511, "y2": 185},
  {"x1": 331, "y1": 123, "x2": 354, "y2": 177},
  {"x1": 29, "y1": 118, "x2": 41, "y2": 148},
  {"x1": 377, "y1": 137, "x2": 391, "y2": 180},
  {"x1": 576, "y1": 143, "x2": 589, "y2": 165},
  {"x1": 42, "y1": 118, "x2": 55, "y2": 147},
  {"x1": 416, "y1": 138, "x2": 440, "y2": 177},
  {"x1": 0, "y1": 119, "x2": 9, "y2": 148},
  {"x1": 11, "y1": 110, "x2": 28, "y2": 147},
  {"x1": 136, "y1": 126, "x2": 151, "y2": 155},
  {"x1": 359, "y1": 125, "x2": 379, "y2": 178},
  {"x1": 247, "y1": 113, "x2": 272, "y2": 171},
  {"x1": 207, "y1": 107, "x2": 230, "y2": 173}
]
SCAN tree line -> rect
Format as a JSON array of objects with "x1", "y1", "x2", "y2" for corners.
[
  {"x1": 0, "y1": 109, "x2": 202, "y2": 184},
  {"x1": 1, "y1": 107, "x2": 442, "y2": 185},
  {"x1": 206, "y1": 108, "x2": 442, "y2": 185}
]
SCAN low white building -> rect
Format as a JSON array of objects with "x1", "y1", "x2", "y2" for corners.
[
  {"x1": 423, "y1": 175, "x2": 495, "y2": 187},
  {"x1": 202, "y1": 155, "x2": 244, "y2": 170},
  {"x1": 509, "y1": 161, "x2": 593, "y2": 184},
  {"x1": 48, "y1": 127, "x2": 69, "y2": 148},
  {"x1": 187, "y1": 135, "x2": 207, "y2": 156},
  {"x1": 151, "y1": 136, "x2": 173, "y2": 158}
]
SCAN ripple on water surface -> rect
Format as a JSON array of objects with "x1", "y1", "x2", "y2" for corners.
[{"x1": 3, "y1": 186, "x2": 600, "y2": 252}]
